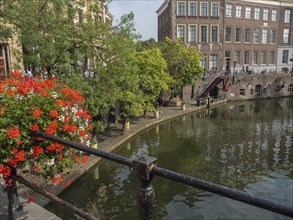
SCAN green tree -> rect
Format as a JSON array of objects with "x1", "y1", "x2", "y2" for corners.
[
  {"x1": 159, "y1": 38, "x2": 203, "y2": 97},
  {"x1": 133, "y1": 48, "x2": 173, "y2": 114},
  {"x1": 0, "y1": 0, "x2": 107, "y2": 75}
]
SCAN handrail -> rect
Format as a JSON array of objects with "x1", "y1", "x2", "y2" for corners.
[
  {"x1": 14, "y1": 173, "x2": 98, "y2": 220},
  {"x1": 152, "y1": 166, "x2": 293, "y2": 218},
  {"x1": 3, "y1": 131, "x2": 293, "y2": 220}
]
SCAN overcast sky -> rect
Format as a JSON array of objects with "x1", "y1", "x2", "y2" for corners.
[{"x1": 109, "y1": 0, "x2": 164, "y2": 41}]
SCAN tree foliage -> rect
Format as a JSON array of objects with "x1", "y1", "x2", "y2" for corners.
[
  {"x1": 133, "y1": 48, "x2": 173, "y2": 112},
  {"x1": 159, "y1": 37, "x2": 203, "y2": 90},
  {"x1": 0, "y1": 1, "x2": 204, "y2": 133}
]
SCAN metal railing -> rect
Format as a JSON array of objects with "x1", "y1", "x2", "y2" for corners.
[{"x1": 3, "y1": 131, "x2": 293, "y2": 220}]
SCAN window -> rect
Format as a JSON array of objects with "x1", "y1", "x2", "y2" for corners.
[
  {"x1": 189, "y1": 25, "x2": 196, "y2": 42},
  {"x1": 177, "y1": 25, "x2": 185, "y2": 41},
  {"x1": 254, "y1": 8, "x2": 260, "y2": 20},
  {"x1": 201, "y1": 57, "x2": 207, "y2": 68},
  {"x1": 239, "y1": 89, "x2": 245, "y2": 96},
  {"x1": 210, "y1": 54, "x2": 218, "y2": 70},
  {"x1": 225, "y1": 27, "x2": 232, "y2": 42},
  {"x1": 272, "y1": 10, "x2": 277, "y2": 21},
  {"x1": 189, "y1": 2, "x2": 196, "y2": 16},
  {"x1": 245, "y1": 29, "x2": 251, "y2": 43},
  {"x1": 200, "y1": 3, "x2": 208, "y2": 16},
  {"x1": 288, "y1": 84, "x2": 293, "y2": 93},
  {"x1": 236, "y1": 28, "x2": 241, "y2": 42},
  {"x1": 244, "y1": 51, "x2": 249, "y2": 64},
  {"x1": 269, "y1": 51, "x2": 274, "y2": 64},
  {"x1": 283, "y1": 29, "x2": 289, "y2": 43},
  {"x1": 253, "y1": 51, "x2": 258, "y2": 64},
  {"x1": 262, "y1": 29, "x2": 268, "y2": 44},
  {"x1": 236, "y1": 5, "x2": 242, "y2": 18},
  {"x1": 200, "y1": 25, "x2": 207, "y2": 42},
  {"x1": 254, "y1": 29, "x2": 259, "y2": 44},
  {"x1": 226, "y1": 4, "x2": 232, "y2": 17},
  {"x1": 177, "y1": 2, "x2": 185, "y2": 16},
  {"x1": 235, "y1": 51, "x2": 240, "y2": 65},
  {"x1": 263, "y1": 9, "x2": 269, "y2": 20},
  {"x1": 246, "y1": 7, "x2": 251, "y2": 19},
  {"x1": 211, "y1": 3, "x2": 219, "y2": 16},
  {"x1": 282, "y1": 50, "x2": 289, "y2": 64},
  {"x1": 284, "y1": 10, "x2": 291, "y2": 23},
  {"x1": 271, "y1": 30, "x2": 276, "y2": 43},
  {"x1": 211, "y1": 26, "x2": 218, "y2": 42},
  {"x1": 261, "y1": 51, "x2": 266, "y2": 64}
]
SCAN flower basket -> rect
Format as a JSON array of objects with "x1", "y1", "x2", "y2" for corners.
[{"x1": 0, "y1": 70, "x2": 92, "y2": 181}]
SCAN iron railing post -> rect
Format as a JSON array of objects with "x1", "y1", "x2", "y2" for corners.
[
  {"x1": 5, "y1": 167, "x2": 24, "y2": 220},
  {"x1": 133, "y1": 155, "x2": 157, "y2": 220}
]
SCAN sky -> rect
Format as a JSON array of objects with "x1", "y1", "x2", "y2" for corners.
[{"x1": 108, "y1": 0, "x2": 164, "y2": 41}]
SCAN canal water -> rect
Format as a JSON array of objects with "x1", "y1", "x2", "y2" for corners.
[{"x1": 47, "y1": 98, "x2": 293, "y2": 220}]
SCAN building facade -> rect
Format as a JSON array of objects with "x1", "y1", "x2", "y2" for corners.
[{"x1": 157, "y1": 0, "x2": 293, "y2": 74}]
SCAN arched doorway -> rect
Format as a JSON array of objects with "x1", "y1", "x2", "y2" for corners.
[{"x1": 255, "y1": 84, "x2": 262, "y2": 97}]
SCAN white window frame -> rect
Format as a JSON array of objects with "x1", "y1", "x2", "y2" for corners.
[
  {"x1": 236, "y1": 5, "x2": 242, "y2": 18},
  {"x1": 200, "y1": 25, "x2": 208, "y2": 43},
  {"x1": 270, "y1": 30, "x2": 276, "y2": 44},
  {"x1": 261, "y1": 51, "x2": 266, "y2": 65},
  {"x1": 263, "y1": 9, "x2": 269, "y2": 21},
  {"x1": 235, "y1": 51, "x2": 240, "y2": 65},
  {"x1": 188, "y1": 24, "x2": 196, "y2": 43},
  {"x1": 211, "y1": 2, "x2": 219, "y2": 17},
  {"x1": 236, "y1": 27, "x2": 241, "y2": 43},
  {"x1": 225, "y1": 26, "x2": 232, "y2": 42},
  {"x1": 245, "y1": 28, "x2": 251, "y2": 43},
  {"x1": 254, "y1": 28, "x2": 259, "y2": 44},
  {"x1": 244, "y1": 51, "x2": 250, "y2": 65},
  {"x1": 253, "y1": 51, "x2": 258, "y2": 65},
  {"x1": 262, "y1": 29, "x2": 268, "y2": 44},
  {"x1": 209, "y1": 54, "x2": 218, "y2": 70},
  {"x1": 254, "y1": 8, "x2": 260, "y2": 20},
  {"x1": 200, "y1": 2, "x2": 208, "y2": 16},
  {"x1": 211, "y1": 25, "x2": 219, "y2": 43},
  {"x1": 177, "y1": 1, "x2": 186, "y2": 16},
  {"x1": 284, "y1": 10, "x2": 291, "y2": 23},
  {"x1": 226, "y1": 4, "x2": 232, "y2": 17},
  {"x1": 283, "y1": 29, "x2": 289, "y2": 43},
  {"x1": 269, "y1": 51, "x2": 274, "y2": 64},
  {"x1": 282, "y1": 50, "x2": 289, "y2": 64},
  {"x1": 245, "y1": 7, "x2": 251, "y2": 19},
  {"x1": 177, "y1": 24, "x2": 186, "y2": 42},
  {"x1": 272, "y1": 9, "x2": 277, "y2": 21},
  {"x1": 188, "y1": 1, "x2": 197, "y2": 16}
]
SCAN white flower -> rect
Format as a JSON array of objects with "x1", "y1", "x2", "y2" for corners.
[
  {"x1": 59, "y1": 115, "x2": 65, "y2": 122},
  {"x1": 71, "y1": 107, "x2": 78, "y2": 113},
  {"x1": 47, "y1": 159, "x2": 55, "y2": 167},
  {"x1": 52, "y1": 92, "x2": 58, "y2": 99}
]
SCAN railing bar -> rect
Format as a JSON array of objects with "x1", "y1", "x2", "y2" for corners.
[
  {"x1": 152, "y1": 166, "x2": 293, "y2": 218},
  {"x1": 30, "y1": 131, "x2": 133, "y2": 167},
  {"x1": 14, "y1": 174, "x2": 98, "y2": 220}
]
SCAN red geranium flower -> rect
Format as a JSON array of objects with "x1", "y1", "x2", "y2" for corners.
[{"x1": 7, "y1": 128, "x2": 20, "y2": 139}]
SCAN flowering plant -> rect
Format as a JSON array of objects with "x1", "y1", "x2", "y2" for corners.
[{"x1": 0, "y1": 70, "x2": 92, "y2": 181}]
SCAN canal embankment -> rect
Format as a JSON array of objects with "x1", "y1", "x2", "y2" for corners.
[{"x1": 15, "y1": 98, "x2": 227, "y2": 208}]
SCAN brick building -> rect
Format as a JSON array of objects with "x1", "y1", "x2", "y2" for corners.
[{"x1": 157, "y1": 0, "x2": 293, "y2": 74}]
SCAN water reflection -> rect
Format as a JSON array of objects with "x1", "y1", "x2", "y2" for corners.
[{"x1": 47, "y1": 98, "x2": 293, "y2": 220}]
